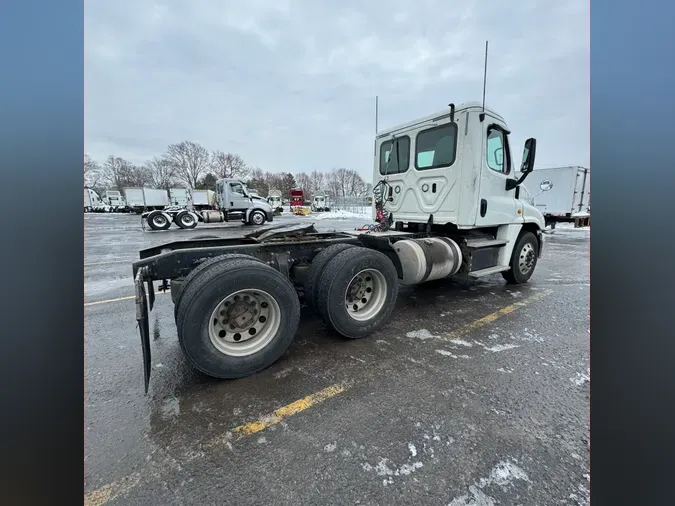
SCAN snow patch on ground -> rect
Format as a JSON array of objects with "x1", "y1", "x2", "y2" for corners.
[
  {"x1": 311, "y1": 209, "x2": 372, "y2": 221},
  {"x1": 446, "y1": 460, "x2": 531, "y2": 505},
  {"x1": 448, "y1": 339, "x2": 473, "y2": 347},
  {"x1": 436, "y1": 349, "x2": 471, "y2": 359},
  {"x1": 482, "y1": 343, "x2": 520, "y2": 353},
  {"x1": 408, "y1": 443, "x2": 417, "y2": 457},
  {"x1": 571, "y1": 370, "x2": 590, "y2": 386},
  {"x1": 406, "y1": 329, "x2": 438, "y2": 340}
]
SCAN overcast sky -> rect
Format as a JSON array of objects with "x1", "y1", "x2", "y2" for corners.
[{"x1": 85, "y1": 0, "x2": 588, "y2": 183}]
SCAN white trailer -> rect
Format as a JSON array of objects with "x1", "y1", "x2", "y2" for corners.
[
  {"x1": 124, "y1": 188, "x2": 170, "y2": 213},
  {"x1": 169, "y1": 188, "x2": 191, "y2": 207},
  {"x1": 191, "y1": 189, "x2": 216, "y2": 211},
  {"x1": 521, "y1": 166, "x2": 589, "y2": 227}
]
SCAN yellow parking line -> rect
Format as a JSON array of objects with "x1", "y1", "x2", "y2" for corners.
[
  {"x1": 84, "y1": 381, "x2": 349, "y2": 505},
  {"x1": 225, "y1": 382, "x2": 347, "y2": 441},
  {"x1": 440, "y1": 290, "x2": 550, "y2": 341},
  {"x1": 84, "y1": 291, "x2": 169, "y2": 307}
]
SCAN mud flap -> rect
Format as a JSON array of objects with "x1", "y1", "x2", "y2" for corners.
[{"x1": 135, "y1": 270, "x2": 151, "y2": 393}]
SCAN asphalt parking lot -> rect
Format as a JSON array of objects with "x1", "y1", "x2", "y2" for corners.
[{"x1": 85, "y1": 212, "x2": 590, "y2": 506}]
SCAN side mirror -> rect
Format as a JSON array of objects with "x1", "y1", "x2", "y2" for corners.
[
  {"x1": 539, "y1": 179, "x2": 553, "y2": 192},
  {"x1": 520, "y1": 138, "x2": 537, "y2": 173},
  {"x1": 506, "y1": 138, "x2": 537, "y2": 191}
]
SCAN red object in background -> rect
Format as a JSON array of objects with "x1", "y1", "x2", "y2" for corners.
[{"x1": 290, "y1": 189, "x2": 304, "y2": 208}]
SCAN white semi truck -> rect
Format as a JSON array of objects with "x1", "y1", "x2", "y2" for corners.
[
  {"x1": 267, "y1": 190, "x2": 282, "y2": 210},
  {"x1": 142, "y1": 178, "x2": 274, "y2": 231},
  {"x1": 84, "y1": 188, "x2": 105, "y2": 212},
  {"x1": 312, "y1": 193, "x2": 331, "y2": 212},
  {"x1": 103, "y1": 190, "x2": 128, "y2": 211},
  {"x1": 132, "y1": 102, "x2": 545, "y2": 392}
]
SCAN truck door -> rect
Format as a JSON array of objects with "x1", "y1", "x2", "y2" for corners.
[
  {"x1": 475, "y1": 122, "x2": 519, "y2": 226},
  {"x1": 228, "y1": 181, "x2": 251, "y2": 210}
]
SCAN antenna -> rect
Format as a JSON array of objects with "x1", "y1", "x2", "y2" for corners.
[
  {"x1": 482, "y1": 41, "x2": 488, "y2": 112},
  {"x1": 374, "y1": 95, "x2": 379, "y2": 157},
  {"x1": 375, "y1": 95, "x2": 379, "y2": 134}
]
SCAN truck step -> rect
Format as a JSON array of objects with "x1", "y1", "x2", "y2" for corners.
[
  {"x1": 465, "y1": 239, "x2": 508, "y2": 249},
  {"x1": 468, "y1": 265, "x2": 510, "y2": 278}
]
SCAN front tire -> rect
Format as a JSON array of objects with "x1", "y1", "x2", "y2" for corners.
[
  {"x1": 249, "y1": 210, "x2": 266, "y2": 226},
  {"x1": 176, "y1": 257, "x2": 300, "y2": 379},
  {"x1": 315, "y1": 247, "x2": 398, "y2": 339},
  {"x1": 502, "y1": 231, "x2": 539, "y2": 284},
  {"x1": 146, "y1": 211, "x2": 171, "y2": 230}
]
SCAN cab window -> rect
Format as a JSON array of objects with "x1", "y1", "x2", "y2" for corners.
[
  {"x1": 230, "y1": 182, "x2": 245, "y2": 196},
  {"x1": 486, "y1": 126, "x2": 510, "y2": 174},
  {"x1": 415, "y1": 123, "x2": 458, "y2": 170},
  {"x1": 379, "y1": 136, "x2": 410, "y2": 175}
]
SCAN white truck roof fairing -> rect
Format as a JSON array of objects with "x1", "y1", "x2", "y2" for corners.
[{"x1": 376, "y1": 102, "x2": 506, "y2": 139}]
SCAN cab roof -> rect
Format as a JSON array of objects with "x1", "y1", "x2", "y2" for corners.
[{"x1": 376, "y1": 101, "x2": 505, "y2": 138}]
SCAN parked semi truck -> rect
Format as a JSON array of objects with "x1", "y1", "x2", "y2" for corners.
[
  {"x1": 103, "y1": 190, "x2": 128, "y2": 211},
  {"x1": 142, "y1": 178, "x2": 274, "y2": 231},
  {"x1": 84, "y1": 188, "x2": 105, "y2": 212},
  {"x1": 290, "y1": 189, "x2": 304, "y2": 210},
  {"x1": 132, "y1": 102, "x2": 545, "y2": 392},
  {"x1": 520, "y1": 166, "x2": 590, "y2": 228},
  {"x1": 312, "y1": 193, "x2": 331, "y2": 212},
  {"x1": 267, "y1": 189, "x2": 282, "y2": 209}
]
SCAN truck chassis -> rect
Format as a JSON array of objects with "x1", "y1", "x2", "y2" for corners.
[{"x1": 133, "y1": 222, "x2": 542, "y2": 392}]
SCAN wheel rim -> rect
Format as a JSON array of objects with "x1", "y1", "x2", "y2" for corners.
[
  {"x1": 181, "y1": 214, "x2": 195, "y2": 226},
  {"x1": 152, "y1": 215, "x2": 167, "y2": 227},
  {"x1": 518, "y1": 243, "x2": 536, "y2": 274},
  {"x1": 208, "y1": 289, "x2": 281, "y2": 357},
  {"x1": 344, "y1": 269, "x2": 387, "y2": 321},
  {"x1": 252, "y1": 212, "x2": 264, "y2": 225}
]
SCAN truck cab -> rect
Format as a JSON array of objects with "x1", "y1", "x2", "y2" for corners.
[
  {"x1": 312, "y1": 194, "x2": 330, "y2": 212},
  {"x1": 267, "y1": 190, "x2": 282, "y2": 210},
  {"x1": 215, "y1": 178, "x2": 274, "y2": 225},
  {"x1": 374, "y1": 102, "x2": 544, "y2": 230}
]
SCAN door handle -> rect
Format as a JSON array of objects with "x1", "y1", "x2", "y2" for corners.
[{"x1": 480, "y1": 199, "x2": 487, "y2": 217}]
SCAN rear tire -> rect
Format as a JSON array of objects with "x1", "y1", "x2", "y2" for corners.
[
  {"x1": 304, "y1": 243, "x2": 356, "y2": 312},
  {"x1": 502, "y1": 231, "x2": 539, "y2": 284},
  {"x1": 315, "y1": 247, "x2": 398, "y2": 339},
  {"x1": 175, "y1": 210, "x2": 198, "y2": 229},
  {"x1": 174, "y1": 254, "x2": 264, "y2": 324},
  {"x1": 176, "y1": 258, "x2": 301, "y2": 379},
  {"x1": 147, "y1": 211, "x2": 171, "y2": 230}
]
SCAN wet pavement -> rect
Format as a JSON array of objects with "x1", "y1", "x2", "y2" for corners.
[{"x1": 85, "y1": 213, "x2": 590, "y2": 506}]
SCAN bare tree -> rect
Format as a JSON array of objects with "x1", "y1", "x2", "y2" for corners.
[
  {"x1": 144, "y1": 156, "x2": 176, "y2": 190},
  {"x1": 309, "y1": 170, "x2": 325, "y2": 196},
  {"x1": 84, "y1": 154, "x2": 104, "y2": 190},
  {"x1": 295, "y1": 172, "x2": 311, "y2": 196},
  {"x1": 102, "y1": 155, "x2": 131, "y2": 191},
  {"x1": 165, "y1": 141, "x2": 210, "y2": 188},
  {"x1": 210, "y1": 151, "x2": 249, "y2": 179}
]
